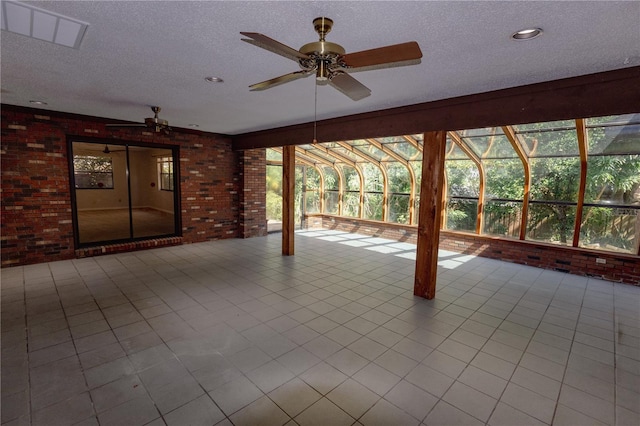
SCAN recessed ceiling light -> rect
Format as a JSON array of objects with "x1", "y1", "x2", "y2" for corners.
[
  {"x1": 512, "y1": 28, "x2": 543, "y2": 40},
  {"x1": 205, "y1": 76, "x2": 224, "y2": 83},
  {"x1": 29, "y1": 100, "x2": 48, "y2": 105},
  {"x1": 188, "y1": 124, "x2": 199, "y2": 128}
]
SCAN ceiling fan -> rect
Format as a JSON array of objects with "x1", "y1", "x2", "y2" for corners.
[
  {"x1": 241, "y1": 17, "x2": 423, "y2": 101},
  {"x1": 102, "y1": 144, "x2": 125, "y2": 154},
  {"x1": 106, "y1": 106, "x2": 171, "y2": 133}
]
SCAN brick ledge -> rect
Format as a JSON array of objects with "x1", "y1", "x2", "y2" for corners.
[{"x1": 75, "y1": 237, "x2": 183, "y2": 258}]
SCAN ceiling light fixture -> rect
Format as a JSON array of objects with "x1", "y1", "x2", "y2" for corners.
[
  {"x1": 205, "y1": 76, "x2": 224, "y2": 83},
  {"x1": 29, "y1": 100, "x2": 48, "y2": 105},
  {"x1": 188, "y1": 124, "x2": 199, "y2": 128},
  {"x1": 1, "y1": 0, "x2": 89, "y2": 49},
  {"x1": 512, "y1": 28, "x2": 543, "y2": 40}
]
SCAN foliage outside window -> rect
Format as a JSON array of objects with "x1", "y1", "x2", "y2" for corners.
[
  {"x1": 342, "y1": 165, "x2": 360, "y2": 217},
  {"x1": 578, "y1": 115, "x2": 640, "y2": 253},
  {"x1": 266, "y1": 164, "x2": 283, "y2": 222},
  {"x1": 483, "y1": 159, "x2": 524, "y2": 237},
  {"x1": 304, "y1": 167, "x2": 321, "y2": 214},
  {"x1": 74, "y1": 155, "x2": 114, "y2": 189},
  {"x1": 270, "y1": 115, "x2": 639, "y2": 255},
  {"x1": 522, "y1": 122, "x2": 580, "y2": 245},
  {"x1": 445, "y1": 155, "x2": 479, "y2": 233},
  {"x1": 387, "y1": 163, "x2": 411, "y2": 224},
  {"x1": 294, "y1": 165, "x2": 304, "y2": 228},
  {"x1": 322, "y1": 166, "x2": 340, "y2": 215},
  {"x1": 157, "y1": 157, "x2": 174, "y2": 191},
  {"x1": 362, "y1": 163, "x2": 383, "y2": 220}
]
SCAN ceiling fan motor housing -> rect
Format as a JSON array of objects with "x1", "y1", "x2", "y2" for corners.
[{"x1": 299, "y1": 18, "x2": 346, "y2": 82}]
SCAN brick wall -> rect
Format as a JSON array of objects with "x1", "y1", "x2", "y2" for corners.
[
  {"x1": 239, "y1": 149, "x2": 267, "y2": 238},
  {"x1": 438, "y1": 232, "x2": 640, "y2": 285},
  {"x1": 1, "y1": 105, "x2": 248, "y2": 266},
  {"x1": 308, "y1": 214, "x2": 418, "y2": 244},
  {"x1": 310, "y1": 214, "x2": 640, "y2": 285}
]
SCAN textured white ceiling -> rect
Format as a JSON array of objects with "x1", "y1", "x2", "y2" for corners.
[{"x1": 1, "y1": 1, "x2": 639, "y2": 135}]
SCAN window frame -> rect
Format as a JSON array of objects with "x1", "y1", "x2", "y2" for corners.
[
  {"x1": 73, "y1": 155, "x2": 114, "y2": 189},
  {"x1": 157, "y1": 156, "x2": 174, "y2": 191}
]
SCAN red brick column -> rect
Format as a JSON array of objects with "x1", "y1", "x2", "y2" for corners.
[{"x1": 238, "y1": 149, "x2": 267, "y2": 238}]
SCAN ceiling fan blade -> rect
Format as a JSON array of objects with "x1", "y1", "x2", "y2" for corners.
[
  {"x1": 249, "y1": 70, "x2": 312, "y2": 91},
  {"x1": 328, "y1": 72, "x2": 371, "y2": 101},
  {"x1": 341, "y1": 41, "x2": 422, "y2": 70},
  {"x1": 240, "y1": 32, "x2": 309, "y2": 62}
]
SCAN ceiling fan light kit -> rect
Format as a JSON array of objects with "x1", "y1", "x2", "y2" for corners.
[
  {"x1": 144, "y1": 106, "x2": 169, "y2": 133},
  {"x1": 241, "y1": 17, "x2": 423, "y2": 101},
  {"x1": 106, "y1": 106, "x2": 171, "y2": 134}
]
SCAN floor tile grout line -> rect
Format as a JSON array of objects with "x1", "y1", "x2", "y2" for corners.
[{"x1": 7, "y1": 231, "x2": 638, "y2": 426}]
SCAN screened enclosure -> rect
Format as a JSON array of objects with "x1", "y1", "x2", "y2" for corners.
[{"x1": 267, "y1": 114, "x2": 640, "y2": 255}]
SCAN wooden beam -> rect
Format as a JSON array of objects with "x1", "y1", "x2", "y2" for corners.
[
  {"x1": 233, "y1": 67, "x2": 640, "y2": 150},
  {"x1": 294, "y1": 147, "x2": 335, "y2": 168},
  {"x1": 403, "y1": 135, "x2": 423, "y2": 154},
  {"x1": 502, "y1": 125, "x2": 531, "y2": 240},
  {"x1": 282, "y1": 145, "x2": 295, "y2": 255},
  {"x1": 573, "y1": 119, "x2": 588, "y2": 247},
  {"x1": 414, "y1": 131, "x2": 447, "y2": 299}
]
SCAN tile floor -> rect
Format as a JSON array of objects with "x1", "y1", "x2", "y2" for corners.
[{"x1": 1, "y1": 229, "x2": 639, "y2": 426}]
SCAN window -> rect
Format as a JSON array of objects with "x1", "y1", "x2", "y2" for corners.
[
  {"x1": 322, "y1": 166, "x2": 340, "y2": 214},
  {"x1": 282, "y1": 115, "x2": 639, "y2": 255},
  {"x1": 158, "y1": 157, "x2": 174, "y2": 191},
  {"x1": 362, "y1": 163, "x2": 383, "y2": 220},
  {"x1": 341, "y1": 165, "x2": 361, "y2": 217},
  {"x1": 70, "y1": 141, "x2": 179, "y2": 246},
  {"x1": 73, "y1": 155, "x2": 114, "y2": 189},
  {"x1": 579, "y1": 114, "x2": 640, "y2": 253},
  {"x1": 304, "y1": 166, "x2": 321, "y2": 214},
  {"x1": 387, "y1": 163, "x2": 411, "y2": 224},
  {"x1": 518, "y1": 121, "x2": 580, "y2": 245},
  {"x1": 445, "y1": 142, "x2": 480, "y2": 233}
]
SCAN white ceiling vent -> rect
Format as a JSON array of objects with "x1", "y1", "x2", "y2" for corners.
[{"x1": 1, "y1": 1, "x2": 88, "y2": 49}]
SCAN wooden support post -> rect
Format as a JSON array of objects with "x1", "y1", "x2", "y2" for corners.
[
  {"x1": 573, "y1": 119, "x2": 588, "y2": 247},
  {"x1": 414, "y1": 131, "x2": 447, "y2": 299},
  {"x1": 282, "y1": 145, "x2": 295, "y2": 255}
]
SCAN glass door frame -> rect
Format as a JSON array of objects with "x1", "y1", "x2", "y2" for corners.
[{"x1": 67, "y1": 136, "x2": 181, "y2": 248}]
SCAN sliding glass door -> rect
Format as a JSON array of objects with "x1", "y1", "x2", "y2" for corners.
[{"x1": 69, "y1": 140, "x2": 180, "y2": 246}]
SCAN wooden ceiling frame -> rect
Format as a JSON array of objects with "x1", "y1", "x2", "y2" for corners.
[
  {"x1": 502, "y1": 125, "x2": 531, "y2": 240},
  {"x1": 273, "y1": 146, "x2": 331, "y2": 216},
  {"x1": 293, "y1": 146, "x2": 335, "y2": 166},
  {"x1": 402, "y1": 135, "x2": 423, "y2": 154},
  {"x1": 296, "y1": 146, "x2": 344, "y2": 215},
  {"x1": 367, "y1": 138, "x2": 417, "y2": 225},
  {"x1": 233, "y1": 67, "x2": 640, "y2": 151},
  {"x1": 308, "y1": 143, "x2": 357, "y2": 168},
  {"x1": 307, "y1": 144, "x2": 364, "y2": 218},
  {"x1": 336, "y1": 140, "x2": 389, "y2": 221}
]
